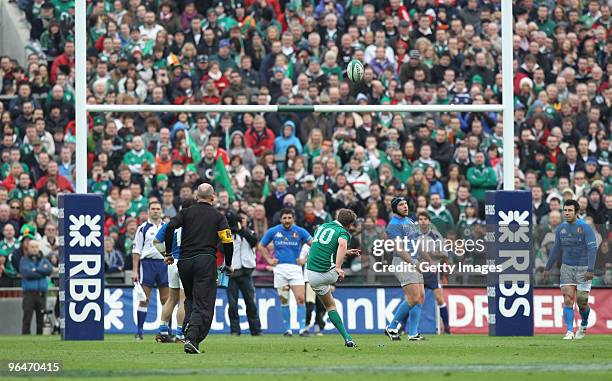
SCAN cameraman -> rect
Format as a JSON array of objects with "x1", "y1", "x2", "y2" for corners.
[{"x1": 226, "y1": 211, "x2": 262, "y2": 336}]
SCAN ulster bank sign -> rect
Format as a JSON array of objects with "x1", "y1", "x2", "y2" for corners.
[{"x1": 59, "y1": 195, "x2": 105, "y2": 340}]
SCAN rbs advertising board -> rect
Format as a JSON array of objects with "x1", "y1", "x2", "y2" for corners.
[
  {"x1": 59, "y1": 194, "x2": 105, "y2": 340},
  {"x1": 485, "y1": 191, "x2": 534, "y2": 336}
]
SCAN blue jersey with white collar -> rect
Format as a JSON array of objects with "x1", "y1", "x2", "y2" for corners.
[
  {"x1": 260, "y1": 224, "x2": 312, "y2": 265},
  {"x1": 546, "y1": 219, "x2": 598, "y2": 272}
]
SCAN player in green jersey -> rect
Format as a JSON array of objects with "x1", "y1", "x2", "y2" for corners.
[{"x1": 305, "y1": 209, "x2": 361, "y2": 348}]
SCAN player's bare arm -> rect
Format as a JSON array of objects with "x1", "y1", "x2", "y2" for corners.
[
  {"x1": 335, "y1": 238, "x2": 348, "y2": 281},
  {"x1": 131, "y1": 252, "x2": 140, "y2": 282},
  {"x1": 297, "y1": 244, "x2": 309, "y2": 266},
  {"x1": 258, "y1": 242, "x2": 277, "y2": 266}
]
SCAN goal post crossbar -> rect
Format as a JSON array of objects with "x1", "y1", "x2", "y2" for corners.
[
  {"x1": 84, "y1": 104, "x2": 505, "y2": 113},
  {"x1": 75, "y1": 1, "x2": 514, "y2": 193}
]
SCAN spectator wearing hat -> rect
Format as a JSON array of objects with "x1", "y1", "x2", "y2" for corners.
[
  {"x1": 28, "y1": 1, "x2": 55, "y2": 40},
  {"x1": 210, "y1": 39, "x2": 238, "y2": 72},
  {"x1": 167, "y1": 160, "x2": 186, "y2": 193},
  {"x1": 584, "y1": 158, "x2": 601, "y2": 181},
  {"x1": 172, "y1": 73, "x2": 195, "y2": 104},
  {"x1": 296, "y1": 175, "x2": 325, "y2": 211},
  {"x1": 399, "y1": 49, "x2": 429, "y2": 84}
]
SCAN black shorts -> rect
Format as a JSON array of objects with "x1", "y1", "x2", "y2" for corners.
[{"x1": 423, "y1": 272, "x2": 440, "y2": 290}]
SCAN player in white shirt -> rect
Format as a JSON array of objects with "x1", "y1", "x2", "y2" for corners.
[{"x1": 132, "y1": 201, "x2": 168, "y2": 341}]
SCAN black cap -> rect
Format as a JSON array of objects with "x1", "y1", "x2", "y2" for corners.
[
  {"x1": 225, "y1": 211, "x2": 239, "y2": 229},
  {"x1": 197, "y1": 54, "x2": 208, "y2": 63},
  {"x1": 391, "y1": 197, "x2": 408, "y2": 215}
]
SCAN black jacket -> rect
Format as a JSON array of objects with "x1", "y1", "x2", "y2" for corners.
[{"x1": 164, "y1": 201, "x2": 232, "y2": 264}]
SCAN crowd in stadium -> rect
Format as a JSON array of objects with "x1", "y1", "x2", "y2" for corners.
[{"x1": 0, "y1": 0, "x2": 610, "y2": 289}]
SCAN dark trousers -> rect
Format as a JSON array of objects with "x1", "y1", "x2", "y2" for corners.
[
  {"x1": 226, "y1": 268, "x2": 261, "y2": 335},
  {"x1": 178, "y1": 254, "x2": 217, "y2": 346},
  {"x1": 22, "y1": 291, "x2": 46, "y2": 335},
  {"x1": 306, "y1": 297, "x2": 327, "y2": 330}
]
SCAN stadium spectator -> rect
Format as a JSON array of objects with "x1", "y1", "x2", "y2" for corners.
[{"x1": 20, "y1": 239, "x2": 52, "y2": 335}]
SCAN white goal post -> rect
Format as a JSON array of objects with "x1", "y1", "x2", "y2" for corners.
[{"x1": 74, "y1": 1, "x2": 514, "y2": 193}]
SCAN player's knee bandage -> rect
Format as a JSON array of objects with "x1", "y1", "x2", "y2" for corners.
[
  {"x1": 577, "y1": 291, "x2": 589, "y2": 307},
  {"x1": 278, "y1": 287, "x2": 290, "y2": 303}
]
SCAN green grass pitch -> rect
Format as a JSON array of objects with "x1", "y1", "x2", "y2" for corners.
[{"x1": 0, "y1": 334, "x2": 611, "y2": 381}]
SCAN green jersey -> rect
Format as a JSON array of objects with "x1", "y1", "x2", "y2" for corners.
[
  {"x1": 307, "y1": 221, "x2": 351, "y2": 273},
  {"x1": 0, "y1": 238, "x2": 20, "y2": 277}
]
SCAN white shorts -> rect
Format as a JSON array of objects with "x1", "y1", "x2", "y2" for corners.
[
  {"x1": 560, "y1": 264, "x2": 592, "y2": 292},
  {"x1": 168, "y1": 262, "x2": 183, "y2": 289},
  {"x1": 392, "y1": 256, "x2": 424, "y2": 287},
  {"x1": 306, "y1": 269, "x2": 339, "y2": 296},
  {"x1": 273, "y1": 263, "x2": 305, "y2": 288}
]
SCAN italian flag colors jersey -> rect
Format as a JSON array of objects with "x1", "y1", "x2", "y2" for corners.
[{"x1": 306, "y1": 221, "x2": 350, "y2": 273}]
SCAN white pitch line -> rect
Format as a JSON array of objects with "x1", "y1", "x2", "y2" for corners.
[{"x1": 50, "y1": 363, "x2": 612, "y2": 378}]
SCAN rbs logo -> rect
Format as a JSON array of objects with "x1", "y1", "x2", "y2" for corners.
[
  {"x1": 68, "y1": 254, "x2": 103, "y2": 322},
  {"x1": 497, "y1": 209, "x2": 532, "y2": 319}
]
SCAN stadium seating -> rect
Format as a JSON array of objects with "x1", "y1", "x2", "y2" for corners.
[{"x1": 0, "y1": 0, "x2": 610, "y2": 290}]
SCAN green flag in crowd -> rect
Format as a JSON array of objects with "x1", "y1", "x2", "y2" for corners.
[
  {"x1": 214, "y1": 157, "x2": 235, "y2": 202},
  {"x1": 186, "y1": 132, "x2": 202, "y2": 164},
  {"x1": 262, "y1": 178, "x2": 271, "y2": 198}
]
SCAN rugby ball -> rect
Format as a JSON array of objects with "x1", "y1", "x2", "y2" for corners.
[{"x1": 347, "y1": 59, "x2": 364, "y2": 82}]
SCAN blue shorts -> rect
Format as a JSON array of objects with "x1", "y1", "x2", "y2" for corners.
[
  {"x1": 140, "y1": 258, "x2": 168, "y2": 288},
  {"x1": 423, "y1": 272, "x2": 440, "y2": 290}
]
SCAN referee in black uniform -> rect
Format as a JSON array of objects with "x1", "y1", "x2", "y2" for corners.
[{"x1": 163, "y1": 183, "x2": 233, "y2": 354}]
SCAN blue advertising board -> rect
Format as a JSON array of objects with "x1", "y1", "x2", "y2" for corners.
[
  {"x1": 485, "y1": 190, "x2": 534, "y2": 336},
  {"x1": 103, "y1": 287, "x2": 437, "y2": 335},
  {"x1": 59, "y1": 194, "x2": 105, "y2": 340}
]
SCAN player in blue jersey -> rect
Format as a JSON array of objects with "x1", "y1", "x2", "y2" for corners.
[
  {"x1": 153, "y1": 198, "x2": 197, "y2": 343},
  {"x1": 545, "y1": 199, "x2": 598, "y2": 340},
  {"x1": 258, "y1": 209, "x2": 313, "y2": 336},
  {"x1": 384, "y1": 198, "x2": 434, "y2": 341},
  {"x1": 400, "y1": 212, "x2": 450, "y2": 335}
]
